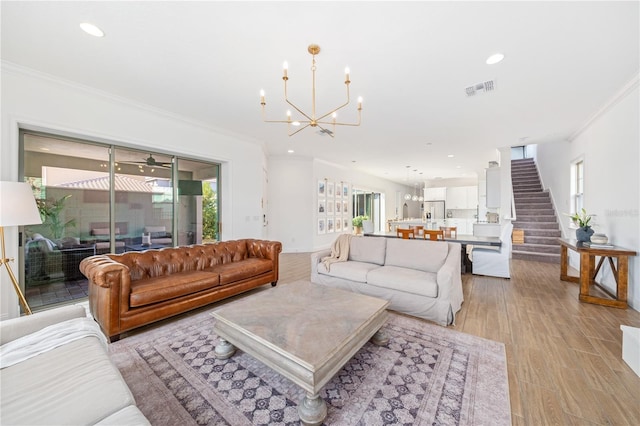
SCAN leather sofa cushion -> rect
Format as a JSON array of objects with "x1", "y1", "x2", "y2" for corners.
[
  {"x1": 130, "y1": 270, "x2": 219, "y2": 307},
  {"x1": 384, "y1": 239, "x2": 448, "y2": 273},
  {"x1": 349, "y1": 237, "x2": 387, "y2": 265},
  {"x1": 205, "y1": 258, "x2": 272, "y2": 285},
  {"x1": 367, "y1": 265, "x2": 439, "y2": 298}
]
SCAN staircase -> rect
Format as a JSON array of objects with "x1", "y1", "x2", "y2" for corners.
[{"x1": 511, "y1": 158, "x2": 561, "y2": 263}]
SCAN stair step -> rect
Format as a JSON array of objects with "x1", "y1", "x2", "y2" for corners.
[
  {"x1": 516, "y1": 212, "x2": 556, "y2": 219},
  {"x1": 516, "y1": 228, "x2": 561, "y2": 237},
  {"x1": 513, "y1": 243, "x2": 560, "y2": 254},
  {"x1": 512, "y1": 251, "x2": 560, "y2": 264},
  {"x1": 517, "y1": 215, "x2": 557, "y2": 222},
  {"x1": 516, "y1": 203, "x2": 555, "y2": 212},
  {"x1": 512, "y1": 172, "x2": 540, "y2": 177},
  {"x1": 513, "y1": 221, "x2": 560, "y2": 229},
  {"x1": 514, "y1": 191, "x2": 550, "y2": 199},
  {"x1": 525, "y1": 236, "x2": 561, "y2": 245},
  {"x1": 514, "y1": 188, "x2": 544, "y2": 193},
  {"x1": 515, "y1": 201, "x2": 553, "y2": 210},
  {"x1": 513, "y1": 182, "x2": 542, "y2": 188}
]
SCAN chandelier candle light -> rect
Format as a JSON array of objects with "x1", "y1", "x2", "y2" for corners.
[{"x1": 260, "y1": 44, "x2": 362, "y2": 137}]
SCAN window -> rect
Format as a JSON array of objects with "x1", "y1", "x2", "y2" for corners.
[{"x1": 572, "y1": 159, "x2": 584, "y2": 214}]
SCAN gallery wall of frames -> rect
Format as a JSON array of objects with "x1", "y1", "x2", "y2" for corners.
[{"x1": 317, "y1": 179, "x2": 350, "y2": 235}]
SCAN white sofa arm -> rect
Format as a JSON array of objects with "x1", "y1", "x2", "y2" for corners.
[
  {"x1": 310, "y1": 249, "x2": 332, "y2": 277},
  {"x1": 436, "y1": 243, "x2": 462, "y2": 299},
  {"x1": 0, "y1": 305, "x2": 87, "y2": 345}
]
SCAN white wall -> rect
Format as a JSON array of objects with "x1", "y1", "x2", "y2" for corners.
[
  {"x1": 0, "y1": 64, "x2": 267, "y2": 318},
  {"x1": 536, "y1": 77, "x2": 639, "y2": 310},
  {"x1": 268, "y1": 157, "x2": 415, "y2": 253}
]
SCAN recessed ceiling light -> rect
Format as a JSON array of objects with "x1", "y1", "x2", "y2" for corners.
[
  {"x1": 486, "y1": 53, "x2": 504, "y2": 65},
  {"x1": 287, "y1": 149, "x2": 294, "y2": 154},
  {"x1": 447, "y1": 154, "x2": 455, "y2": 158},
  {"x1": 80, "y1": 22, "x2": 105, "y2": 37}
]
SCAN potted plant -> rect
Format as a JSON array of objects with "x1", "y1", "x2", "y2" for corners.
[
  {"x1": 36, "y1": 194, "x2": 77, "y2": 239},
  {"x1": 352, "y1": 215, "x2": 369, "y2": 235},
  {"x1": 566, "y1": 208, "x2": 594, "y2": 242}
]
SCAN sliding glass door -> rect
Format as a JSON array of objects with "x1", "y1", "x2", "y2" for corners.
[{"x1": 19, "y1": 130, "x2": 220, "y2": 311}]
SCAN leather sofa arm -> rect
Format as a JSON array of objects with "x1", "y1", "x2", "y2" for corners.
[
  {"x1": 80, "y1": 255, "x2": 130, "y2": 289},
  {"x1": 247, "y1": 239, "x2": 282, "y2": 260}
]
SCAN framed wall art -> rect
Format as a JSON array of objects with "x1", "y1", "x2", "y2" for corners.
[
  {"x1": 318, "y1": 180, "x2": 326, "y2": 197},
  {"x1": 318, "y1": 199, "x2": 326, "y2": 214}
]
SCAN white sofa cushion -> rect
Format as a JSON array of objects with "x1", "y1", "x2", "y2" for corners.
[
  {"x1": 367, "y1": 265, "x2": 439, "y2": 298},
  {"x1": 384, "y1": 239, "x2": 449, "y2": 273},
  {"x1": 317, "y1": 260, "x2": 381, "y2": 283},
  {"x1": 1, "y1": 337, "x2": 136, "y2": 425},
  {"x1": 348, "y1": 237, "x2": 386, "y2": 265}
]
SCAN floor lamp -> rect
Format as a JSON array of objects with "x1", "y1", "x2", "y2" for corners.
[{"x1": 0, "y1": 181, "x2": 43, "y2": 315}]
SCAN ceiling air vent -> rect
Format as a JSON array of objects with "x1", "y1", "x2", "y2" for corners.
[{"x1": 465, "y1": 79, "x2": 496, "y2": 97}]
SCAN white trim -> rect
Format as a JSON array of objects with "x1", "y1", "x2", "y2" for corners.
[{"x1": 569, "y1": 74, "x2": 640, "y2": 141}]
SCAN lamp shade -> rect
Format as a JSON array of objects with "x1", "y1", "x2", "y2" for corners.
[{"x1": 0, "y1": 181, "x2": 42, "y2": 227}]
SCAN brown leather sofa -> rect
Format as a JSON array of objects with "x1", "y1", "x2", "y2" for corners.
[{"x1": 79, "y1": 239, "x2": 282, "y2": 341}]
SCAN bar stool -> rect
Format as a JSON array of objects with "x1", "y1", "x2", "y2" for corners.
[
  {"x1": 396, "y1": 228, "x2": 415, "y2": 239},
  {"x1": 423, "y1": 230, "x2": 445, "y2": 241},
  {"x1": 440, "y1": 226, "x2": 457, "y2": 238}
]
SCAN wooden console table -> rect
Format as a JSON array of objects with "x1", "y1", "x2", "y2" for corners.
[{"x1": 559, "y1": 238, "x2": 637, "y2": 309}]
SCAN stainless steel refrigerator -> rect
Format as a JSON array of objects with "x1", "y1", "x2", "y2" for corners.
[{"x1": 423, "y1": 200, "x2": 445, "y2": 221}]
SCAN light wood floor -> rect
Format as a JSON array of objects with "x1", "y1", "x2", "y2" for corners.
[{"x1": 279, "y1": 253, "x2": 640, "y2": 425}]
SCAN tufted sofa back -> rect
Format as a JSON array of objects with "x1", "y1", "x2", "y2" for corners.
[{"x1": 106, "y1": 240, "x2": 255, "y2": 282}]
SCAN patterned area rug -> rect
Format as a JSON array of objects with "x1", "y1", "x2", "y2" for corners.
[{"x1": 110, "y1": 308, "x2": 510, "y2": 425}]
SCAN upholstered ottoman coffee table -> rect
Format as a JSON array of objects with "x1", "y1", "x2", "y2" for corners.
[{"x1": 212, "y1": 280, "x2": 389, "y2": 425}]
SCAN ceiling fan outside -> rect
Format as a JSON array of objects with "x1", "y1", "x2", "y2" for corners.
[{"x1": 121, "y1": 154, "x2": 173, "y2": 169}]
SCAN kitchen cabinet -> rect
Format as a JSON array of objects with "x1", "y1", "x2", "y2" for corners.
[
  {"x1": 445, "y1": 186, "x2": 478, "y2": 209},
  {"x1": 486, "y1": 168, "x2": 501, "y2": 208},
  {"x1": 424, "y1": 187, "x2": 446, "y2": 201},
  {"x1": 443, "y1": 219, "x2": 475, "y2": 235}
]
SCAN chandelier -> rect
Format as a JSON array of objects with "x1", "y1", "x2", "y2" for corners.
[{"x1": 260, "y1": 44, "x2": 362, "y2": 137}]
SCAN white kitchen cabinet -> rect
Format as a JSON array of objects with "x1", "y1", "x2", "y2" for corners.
[
  {"x1": 486, "y1": 168, "x2": 501, "y2": 208},
  {"x1": 467, "y1": 186, "x2": 478, "y2": 208},
  {"x1": 425, "y1": 187, "x2": 446, "y2": 201},
  {"x1": 445, "y1": 187, "x2": 466, "y2": 209},
  {"x1": 443, "y1": 219, "x2": 470, "y2": 234},
  {"x1": 445, "y1": 186, "x2": 478, "y2": 209}
]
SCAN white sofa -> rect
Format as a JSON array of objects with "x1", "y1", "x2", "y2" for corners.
[
  {"x1": 471, "y1": 222, "x2": 513, "y2": 278},
  {"x1": 311, "y1": 236, "x2": 463, "y2": 326},
  {"x1": 0, "y1": 305, "x2": 150, "y2": 426}
]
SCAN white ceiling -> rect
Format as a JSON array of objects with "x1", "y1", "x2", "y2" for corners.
[{"x1": 2, "y1": 1, "x2": 638, "y2": 185}]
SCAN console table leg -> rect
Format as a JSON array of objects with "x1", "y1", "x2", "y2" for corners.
[
  {"x1": 213, "y1": 338, "x2": 236, "y2": 359},
  {"x1": 298, "y1": 392, "x2": 327, "y2": 426}
]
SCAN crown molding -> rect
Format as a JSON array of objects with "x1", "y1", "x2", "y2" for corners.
[
  {"x1": 569, "y1": 73, "x2": 640, "y2": 141},
  {"x1": 1, "y1": 61, "x2": 266, "y2": 148}
]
